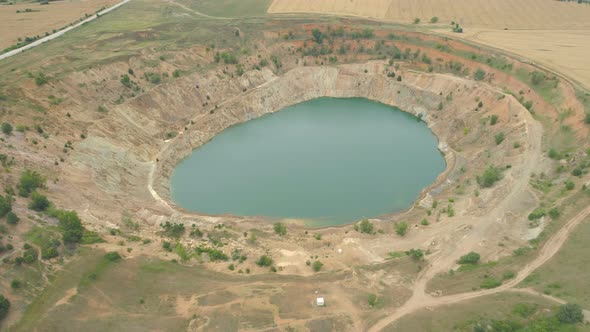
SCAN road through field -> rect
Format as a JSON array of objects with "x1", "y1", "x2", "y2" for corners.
[{"x1": 0, "y1": 0, "x2": 132, "y2": 61}]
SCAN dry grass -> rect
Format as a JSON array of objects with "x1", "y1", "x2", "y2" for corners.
[{"x1": 0, "y1": 0, "x2": 119, "y2": 50}]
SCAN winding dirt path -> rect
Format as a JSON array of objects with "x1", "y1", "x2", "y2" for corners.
[{"x1": 368, "y1": 203, "x2": 590, "y2": 331}]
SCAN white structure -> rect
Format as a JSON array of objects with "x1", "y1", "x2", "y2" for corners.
[{"x1": 316, "y1": 297, "x2": 325, "y2": 307}]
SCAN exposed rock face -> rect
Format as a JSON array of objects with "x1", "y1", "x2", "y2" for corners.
[{"x1": 60, "y1": 61, "x2": 537, "y2": 230}]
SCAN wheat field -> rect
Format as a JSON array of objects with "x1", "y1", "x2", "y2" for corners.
[{"x1": 269, "y1": 0, "x2": 590, "y2": 29}]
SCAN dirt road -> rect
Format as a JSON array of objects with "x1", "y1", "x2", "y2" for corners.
[{"x1": 368, "y1": 203, "x2": 590, "y2": 331}]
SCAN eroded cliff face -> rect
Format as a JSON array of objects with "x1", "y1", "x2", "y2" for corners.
[{"x1": 59, "y1": 60, "x2": 536, "y2": 232}]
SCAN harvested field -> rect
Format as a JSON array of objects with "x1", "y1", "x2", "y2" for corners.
[
  {"x1": 269, "y1": 0, "x2": 590, "y2": 92},
  {"x1": 0, "y1": 0, "x2": 119, "y2": 50},
  {"x1": 268, "y1": 0, "x2": 590, "y2": 30},
  {"x1": 441, "y1": 29, "x2": 590, "y2": 90}
]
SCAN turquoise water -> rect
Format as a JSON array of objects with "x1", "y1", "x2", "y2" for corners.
[{"x1": 170, "y1": 98, "x2": 445, "y2": 226}]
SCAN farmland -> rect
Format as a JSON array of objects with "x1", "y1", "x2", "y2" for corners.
[{"x1": 0, "y1": 0, "x2": 119, "y2": 51}]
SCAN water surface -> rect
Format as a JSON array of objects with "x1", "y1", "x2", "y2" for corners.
[{"x1": 170, "y1": 98, "x2": 445, "y2": 226}]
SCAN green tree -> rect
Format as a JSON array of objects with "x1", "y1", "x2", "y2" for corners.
[
  {"x1": 34, "y1": 72, "x2": 49, "y2": 86},
  {"x1": 17, "y1": 169, "x2": 46, "y2": 197},
  {"x1": 548, "y1": 207, "x2": 561, "y2": 220},
  {"x1": 0, "y1": 195, "x2": 11, "y2": 218},
  {"x1": 458, "y1": 251, "x2": 480, "y2": 264},
  {"x1": 474, "y1": 68, "x2": 486, "y2": 81},
  {"x1": 480, "y1": 277, "x2": 501, "y2": 289},
  {"x1": 6, "y1": 211, "x2": 19, "y2": 225},
  {"x1": 1, "y1": 123, "x2": 13, "y2": 135},
  {"x1": 358, "y1": 219, "x2": 374, "y2": 234},
  {"x1": 557, "y1": 303, "x2": 584, "y2": 324},
  {"x1": 311, "y1": 29, "x2": 323, "y2": 44},
  {"x1": 368, "y1": 293, "x2": 378, "y2": 307},
  {"x1": 477, "y1": 166, "x2": 502, "y2": 188},
  {"x1": 0, "y1": 294, "x2": 10, "y2": 321},
  {"x1": 120, "y1": 74, "x2": 131, "y2": 88},
  {"x1": 104, "y1": 251, "x2": 122, "y2": 261},
  {"x1": 29, "y1": 191, "x2": 50, "y2": 211},
  {"x1": 530, "y1": 70, "x2": 546, "y2": 85},
  {"x1": 273, "y1": 222, "x2": 287, "y2": 236},
  {"x1": 312, "y1": 260, "x2": 323, "y2": 272},
  {"x1": 405, "y1": 248, "x2": 424, "y2": 260},
  {"x1": 256, "y1": 255, "x2": 273, "y2": 267},
  {"x1": 394, "y1": 221, "x2": 409, "y2": 236},
  {"x1": 57, "y1": 210, "x2": 84, "y2": 244},
  {"x1": 490, "y1": 115, "x2": 499, "y2": 125},
  {"x1": 495, "y1": 132, "x2": 505, "y2": 145}
]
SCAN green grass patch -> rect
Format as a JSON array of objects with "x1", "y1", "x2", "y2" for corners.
[{"x1": 176, "y1": 0, "x2": 271, "y2": 17}]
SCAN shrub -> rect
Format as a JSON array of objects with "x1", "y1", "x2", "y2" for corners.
[
  {"x1": 206, "y1": 248, "x2": 228, "y2": 261},
  {"x1": 6, "y1": 212, "x2": 19, "y2": 225},
  {"x1": 368, "y1": 293, "x2": 378, "y2": 307},
  {"x1": 273, "y1": 222, "x2": 287, "y2": 236},
  {"x1": 10, "y1": 279, "x2": 21, "y2": 289},
  {"x1": 513, "y1": 303, "x2": 538, "y2": 318},
  {"x1": 557, "y1": 303, "x2": 584, "y2": 324},
  {"x1": 490, "y1": 115, "x2": 498, "y2": 125},
  {"x1": 256, "y1": 255, "x2": 273, "y2": 267},
  {"x1": 144, "y1": 72, "x2": 161, "y2": 84},
  {"x1": 430, "y1": 16, "x2": 439, "y2": 23},
  {"x1": 495, "y1": 132, "x2": 505, "y2": 145},
  {"x1": 120, "y1": 74, "x2": 131, "y2": 88},
  {"x1": 477, "y1": 166, "x2": 502, "y2": 188},
  {"x1": 0, "y1": 295, "x2": 9, "y2": 321},
  {"x1": 160, "y1": 221, "x2": 185, "y2": 238},
  {"x1": 565, "y1": 180, "x2": 575, "y2": 191},
  {"x1": 56, "y1": 210, "x2": 85, "y2": 244},
  {"x1": 0, "y1": 195, "x2": 11, "y2": 218},
  {"x1": 34, "y1": 72, "x2": 49, "y2": 86},
  {"x1": 311, "y1": 29, "x2": 323, "y2": 44},
  {"x1": 530, "y1": 71, "x2": 546, "y2": 85},
  {"x1": 548, "y1": 148, "x2": 561, "y2": 160},
  {"x1": 480, "y1": 277, "x2": 501, "y2": 289},
  {"x1": 405, "y1": 248, "x2": 424, "y2": 260},
  {"x1": 585, "y1": 113, "x2": 590, "y2": 124},
  {"x1": 572, "y1": 168, "x2": 582, "y2": 177},
  {"x1": 394, "y1": 221, "x2": 409, "y2": 236},
  {"x1": 172, "y1": 69, "x2": 181, "y2": 78},
  {"x1": 29, "y1": 191, "x2": 50, "y2": 211},
  {"x1": 17, "y1": 169, "x2": 46, "y2": 197},
  {"x1": 81, "y1": 230, "x2": 104, "y2": 244},
  {"x1": 1, "y1": 123, "x2": 13, "y2": 135},
  {"x1": 474, "y1": 68, "x2": 486, "y2": 81},
  {"x1": 312, "y1": 260, "x2": 323, "y2": 272},
  {"x1": 458, "y1": 251, "x2": 480, "y2": 264},
  {"x1": 358, "y1": 219, "x2": 374, "y2": 234},
  {"x1": 548, "y1": 207, "x2": 560, "y2": 220},
  {"x1": 104, "y1": 251, "x2": 122, "y2": 262},
  {"x1": 22, "y1": 247, "x2": 38, "y2": 263},
  {"x1": 528, "y1": 208, "x2": 546, "y2": 221},
  {"x1": 413, "y1": 18, "x2": 420, "y2": 24}
]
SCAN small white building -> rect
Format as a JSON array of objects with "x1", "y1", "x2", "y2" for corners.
[{"x1": 316, "y1": 297, "x2": 325, "y2": 307}]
